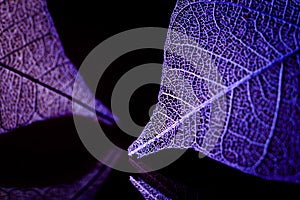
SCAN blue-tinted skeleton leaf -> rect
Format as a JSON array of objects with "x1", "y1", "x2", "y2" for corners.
[{"x1": 129, "y1": 0, "x2": 300, "y2": 183}]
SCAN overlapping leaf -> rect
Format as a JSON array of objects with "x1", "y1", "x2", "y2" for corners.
[
  {"x1": 0, "y1": 0, "x2": 114, "y2": 134},
  {"x1": 129, "y1": 176, "x2": 172, "y2": 200},
  {"x1": 129, "y1": 159, "x2": 198, "y2": 199},
  {"x1": 0, "y1": 162, "x2": 111, "y2": 200},
  {"x1": 129, "y1": 0, "x2": 300, "y2": 182}
]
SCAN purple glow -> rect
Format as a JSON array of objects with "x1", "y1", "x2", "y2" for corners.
[
  {"x1": 129, "y1": 0, "x2": 300, "y2": 183},
  {"x1": 129, "y1": 176, "x2": 172, "y2": 200},
  {"x1": 0, "y1": 0, "x2": 114, "y2": 135}
]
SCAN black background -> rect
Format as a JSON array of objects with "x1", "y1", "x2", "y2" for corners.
[{"x1": 0, "y1": 0, "x2": 298, "y2": 199}]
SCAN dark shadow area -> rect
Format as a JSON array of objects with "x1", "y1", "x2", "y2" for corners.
[{"x1": 0, "y1": 116, "x2": 98, "y2": 187}]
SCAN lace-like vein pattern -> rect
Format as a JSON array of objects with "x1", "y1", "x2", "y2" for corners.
[
  {"x1": 129, "y1": 0, "x2": 300, "y2": 182},
  {"x1": 0, "y1": 0, "x2": 113, "y2": 134},
  {"x1": 130, "y1": 176, "x2": 172, "y2": 200}
]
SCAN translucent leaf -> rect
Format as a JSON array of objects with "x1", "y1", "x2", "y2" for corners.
[
  {"x1": 129, "y1": 176, "x2": 172, "y2": 200},
  {"x1": 0, "y1": 0, "x2": 114, "y2": 134},
  {"x1": 129, "y1": 159, "x2": 199, "y2": 199},
  {"x1": 129, "y1": 0, "x2": 300, "y2": 182}
]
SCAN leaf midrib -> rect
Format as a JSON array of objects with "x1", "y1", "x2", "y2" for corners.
[
  {"x1": 129, "y1": 47, "x2": 299, "y2": 156},
  {"x1": 0, "y1": 61, "x2": 114, "y2": 123}
]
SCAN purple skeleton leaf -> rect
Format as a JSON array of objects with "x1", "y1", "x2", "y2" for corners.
[
  {"x1": 129, "y1": 176, "x2": 172, "y2": 200},
  {"x1": 129, "y1": 0, "x2": 300, "y2": 183},
  {"x1": 0, "y1": 150, "x2": 118, "y2": 200},
  {"x1": 0, "y1": 0, "x2": 114, "y2": 134},
  {"x1": 129, "y1": 159, "x2": 179, "y2": 198},
  {"x1": 129, "y1": 159, "x2": 197, "y2": 200}
]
